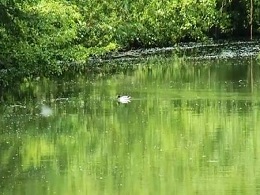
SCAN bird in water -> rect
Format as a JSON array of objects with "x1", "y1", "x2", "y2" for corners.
[
  {"x1": 40, "y1": 104, "x2": 53, "y2": 117},
  {"x1": 117, "y1": 95, "x2": 131, "y2": 104}
]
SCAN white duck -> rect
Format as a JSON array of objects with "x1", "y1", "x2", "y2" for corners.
[
  {"x1": 40, "y1": 104, "x2": 53, "y2": 117},
  {"x1": 117, "y1": 95, "x2": 131, "y2": 104}
]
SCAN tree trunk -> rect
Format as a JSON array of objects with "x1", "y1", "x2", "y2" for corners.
[{"x1": 250, "y1": 0, "x2": 253, "y2": 40}]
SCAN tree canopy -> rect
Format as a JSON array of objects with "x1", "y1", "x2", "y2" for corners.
[{"x1": 0, "y1": 0, "x2": 259, "y2": 85}]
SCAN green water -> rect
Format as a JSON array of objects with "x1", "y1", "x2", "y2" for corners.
[{"x1": 1, "y1": 57, "x2": 260, "y2": 195}]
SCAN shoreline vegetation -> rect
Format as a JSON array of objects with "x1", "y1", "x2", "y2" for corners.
[
  {"x1": 88, "y1": 40, "x2": 260, "y2": 63},
  {"x1": 1, "y1": 0, "x2": 260, "y2": 85}
]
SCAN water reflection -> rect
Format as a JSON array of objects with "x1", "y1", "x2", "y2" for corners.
[{"x1": 1, "y1": 57, "x2": 260, "y2": 194}]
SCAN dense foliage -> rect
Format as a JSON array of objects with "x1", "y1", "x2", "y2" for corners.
[{"x1": 0, "y1": 0, "x2": 260, "y2": 85}]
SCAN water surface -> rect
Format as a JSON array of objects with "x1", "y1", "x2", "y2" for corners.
[{"x1": 1, "y1": 57, "x2": 260, "y2": 195}]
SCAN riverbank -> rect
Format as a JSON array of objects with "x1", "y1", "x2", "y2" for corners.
[
  {"x1": 1, "y1": 39, "x2": 260, "y2": 88},
  {"x1": 89, "y1": 40, "x2": 260, "y2": 64},
  {"x1": 1, "y1": 0, "x2": 260, "y2": 86}
]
